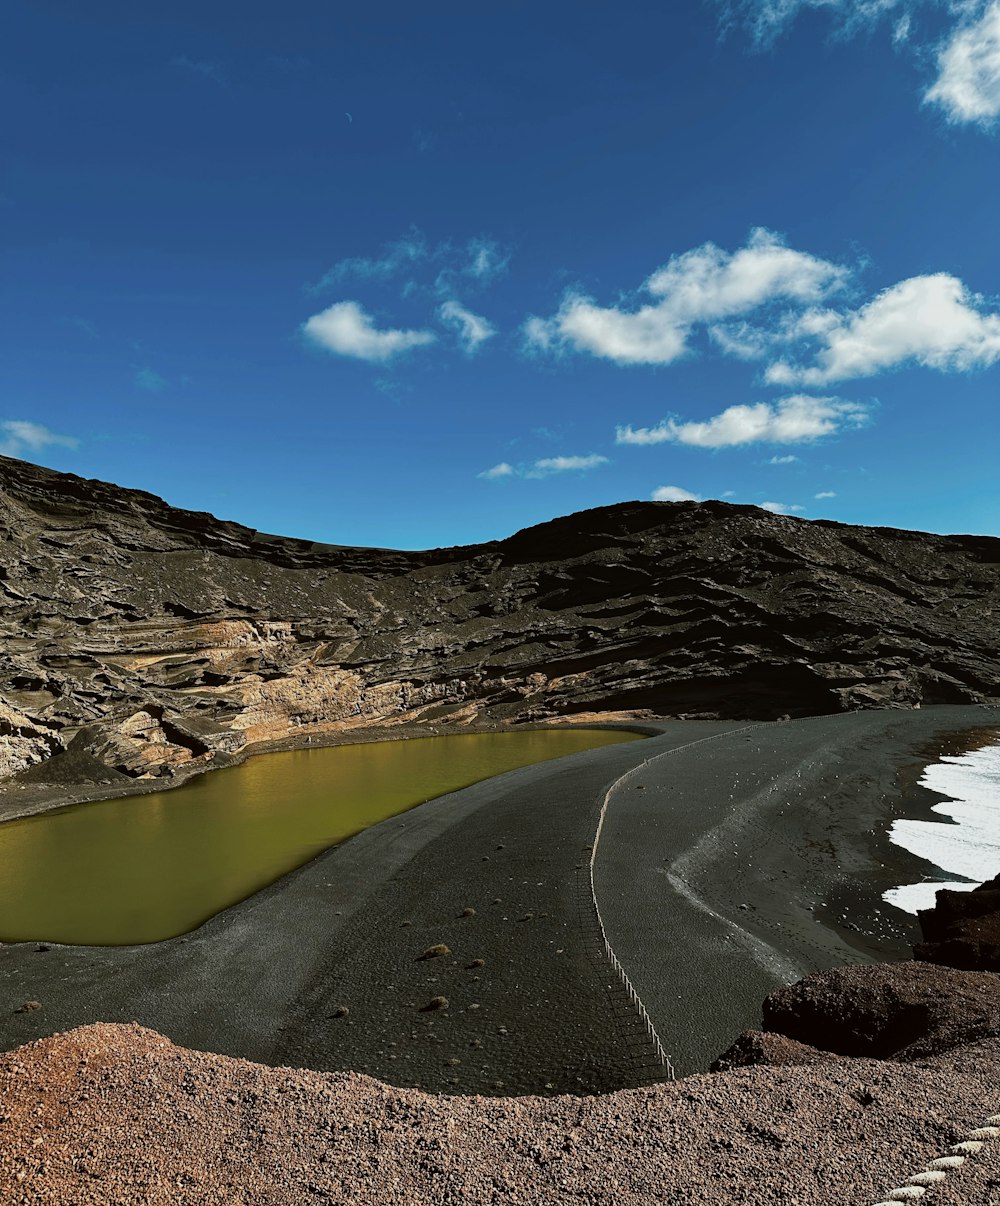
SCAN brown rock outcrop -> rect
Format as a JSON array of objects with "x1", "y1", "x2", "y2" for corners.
[
  {"x1": 756, "y1": 962, "x2": 1000, "y2": 1061},
  {"x1": 3, "y1": 453, "x2": 1000, "y2": 783},
  {"x1": 710, "y1": 1030, "x2": 842, "y2": 1072}
]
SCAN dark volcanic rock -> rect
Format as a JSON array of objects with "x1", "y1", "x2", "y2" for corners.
[
  {"x1": 758, "y1": 962, "x2": 1000, "y2": 1061},
  {"x1": 3, "y1": 454, "x2": 1000, "y2": 780},
  {"x1": 915, "y1": 874, "x2": 1000, "y2": 972}
]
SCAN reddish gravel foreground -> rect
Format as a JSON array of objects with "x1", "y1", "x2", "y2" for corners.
[{"x1": 0, "y1": 1023, "x2": 997, "y2": 1205}]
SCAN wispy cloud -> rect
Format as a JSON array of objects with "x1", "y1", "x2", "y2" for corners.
[
  {"x1": 463, "y1": 238, "x2": 509, "y2": 284},
  {"x1": 529, "y1": 454, "x2": 608, "y2": 476},
  {"x1": 0, "y1": 420, "x2": 78, "y2": 460},
  {"x1": 478, "y1": 462, "x2": 515, "y2": 480},
  {"x1": 135, "y1": 367, "x2": 167, "y2": 393},
  {"x1": 616, "y1": 395, "x2": 868, "y2": 449},
  {"x1": 767, "y1": 274, "x2": 1000, "y2": 385},
  {"x1": 718, "y1": 0, "x2": 908, "y2": 48},
  {"x1": 652, "y1": 485, "x2": 702, "y2": 501},
  {"x1": 67, "y1": 316, "x2": 99, "y2": 339},
  {"x1": 815, "y1": 490, "x2": 837, "y2": 499},
  {"x1": 769, "y1": 453, "x2": 799, "y2": 464},
  {"x1": 302, "y1": 301, "x2": 436, "y2": 362},
  {"x1": 310, "y1": 234, "x2": 428, "y2": 292},
  {"x1": 170, "y1": 55, "x2": 225, "y2": 83},
  {"x1": 311, "y1": 232, "x2": 510, "y2": 296},
  {"x1": 761, "y1": 500, "x2": 805, "y2": 515},
  {"x1": 478, "y1": 454, "x2": 609, "y2": 480},
  {"x1": 719, "y1": 1, "x2": 1000, "y2": 130},
  {"x1": 525, "y1": 228, "x2": 846, "y2": 366},
  {"x1": 438, "y1": 300, "x2": 496, "y2": 353},
  {"x1": 926, "y1": 2, "x2": 1000, "y2": 127}
]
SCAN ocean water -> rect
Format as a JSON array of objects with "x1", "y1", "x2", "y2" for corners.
[{"x1": 883, "y1": 734, "x2": 1000, "y2": 914}]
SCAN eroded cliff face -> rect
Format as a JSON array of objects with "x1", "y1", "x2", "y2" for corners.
[{"x1": 2, "y1": 454, "x2": 999, "y2": 781}]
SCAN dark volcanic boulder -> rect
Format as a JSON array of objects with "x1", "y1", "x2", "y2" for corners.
[
  {"x1": 915, "y1": 876, "x2": 1000, "y2": 972},
  {"x1": 760, "y1": 962, "x2": 1000, "y2": 1061},
  {"x1": 711, "y1": 1030, "x2": 842, "y2": 1073}
]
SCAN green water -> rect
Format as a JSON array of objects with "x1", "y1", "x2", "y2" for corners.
[{"x1": 0, "y1": 728, "x2": 641, "y2": 946}]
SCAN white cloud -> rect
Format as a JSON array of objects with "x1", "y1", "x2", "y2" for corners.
[
  {"x1": 302, "y1": 301, "x2": 436, "y2": 362},
  {"x1": 761, "y1": 500, "x2": 805, "y2": 514},
  {"x1": 616, "y1": 395, "x2": 868, "y2": 449},
  {"x1": 527, "y1": 454, "x2": 609, "y2": 477},
  {"x1": 926, "y1": 2, "x2": 1000, "y2": 126},
  {"x1": 524, "y1": 228, "x2": 847, "y2": 365},
  {"x1": 722, "y1": 1, "x2": 1000, "y2": 130},
  {"x1": 815, "y1": 490, "x2": 837, "y2": 498},
  {"x1": 479, "y1": 454, "x2": 609, "y2": 480},
  {"x1": 438, "y1": 300, "x2": 496, "y2": 352},
  {"x1": 769, "y1": 453, "x2": 799, "y2": 464},
  {"x1": 652, "y1": 485, "x2": 703, "y2": 502},
  {"x1": 767, "y1": 273, "x2": 1000, "y2": 384},
  {"x1": 0, "y1": 420, "x2": 79, "y2": 460},
  {"x1": 479, "y1": 462, "x2": 515, "y2": 480}
]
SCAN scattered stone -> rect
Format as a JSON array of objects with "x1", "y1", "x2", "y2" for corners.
[
  {"x1": 420, "y1": 996, "x2": 449, "y2": 1013},
  {"x1": 15, "y1": 1001, "x2": 41, "y2": 1013},
  {"x1": 416, "y1": 944, "x2": 450, "y2": 961},
  {"x1": 331, "y1": 1005, "x2": 349, "y2": 1018},
  {"x1": 459, "y1": 907, "x2": 476, "y2": 918}
]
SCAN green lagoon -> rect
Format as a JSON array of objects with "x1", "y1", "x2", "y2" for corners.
[{"x1": 0, "y1": 728, "x2": 641, "y2": 946}]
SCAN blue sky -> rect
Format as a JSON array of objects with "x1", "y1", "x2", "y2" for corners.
[{"x1": 2, "y1": 0, "x2": 998, "y2": 548}]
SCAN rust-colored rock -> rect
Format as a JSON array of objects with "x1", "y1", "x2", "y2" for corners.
[
  {"x1": 759, "y1": 962, "x2": 1000, "y2": 1061},
  {"x1": 711, "y1": 1030, "x2": 843, "y2": 1072}
]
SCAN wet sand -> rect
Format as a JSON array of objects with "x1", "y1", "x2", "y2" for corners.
[
  {"x1": 595, "y1": 705, "x2": 1000, "y2": 1074},
  {"x1": 1, "y1": 705, "x2": 997, "y2": 1094}
]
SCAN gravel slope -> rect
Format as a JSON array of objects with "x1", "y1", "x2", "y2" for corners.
[{"x1": 1, "y1": 1022, "x2": 997, "y2": 1205}]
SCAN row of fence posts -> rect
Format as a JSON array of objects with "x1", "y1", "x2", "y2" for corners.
[
  {"x1": 587, "y1": 725, "x2": 770, "y2": 1084},
  {"x1": 589, "y1": 762, "x2": 675, "y2": 1081}
]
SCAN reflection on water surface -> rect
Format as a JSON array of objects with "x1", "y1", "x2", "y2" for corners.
[{"x1": 0, "y1": 728, "x2": 641, "y2": 945}]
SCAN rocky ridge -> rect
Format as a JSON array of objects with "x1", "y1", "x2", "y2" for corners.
[{"x1": 3, "y1": 453, "x2": 1000, "y2": 782}]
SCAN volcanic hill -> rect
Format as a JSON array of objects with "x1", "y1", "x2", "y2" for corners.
[{"x1": 2, "y1": 454, "x2": 999, "y2": 783}]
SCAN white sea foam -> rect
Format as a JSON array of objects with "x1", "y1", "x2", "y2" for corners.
[{"x1": 882, "y1": 735, "x2": 1000, "y2": 915}]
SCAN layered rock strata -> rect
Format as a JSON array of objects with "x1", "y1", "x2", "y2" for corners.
[{"x1": 3, "y1": 454, "x2": 1000, "y2": 782}]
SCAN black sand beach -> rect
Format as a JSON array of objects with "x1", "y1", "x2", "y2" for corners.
[{"x1": 1, "y1": 704, "x2": 997, "y2": 1093}]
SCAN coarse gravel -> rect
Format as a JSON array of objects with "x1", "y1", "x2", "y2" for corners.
[{"x1": 1, "y1": 1022, "x2": 998, "y2": 1205}]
